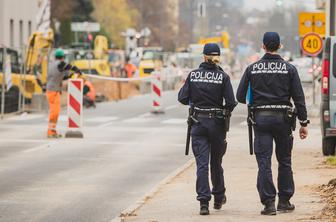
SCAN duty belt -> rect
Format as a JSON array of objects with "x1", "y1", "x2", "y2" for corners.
[
  {"x1": 253, "y1": 105, "x2": 292, "y2": 110},
  {"x1": 194, "y1": 107, "x2": 224, "y2": 119},
  {"x1": 194, "y1": 107, "x2": 223, "y2": 112}
]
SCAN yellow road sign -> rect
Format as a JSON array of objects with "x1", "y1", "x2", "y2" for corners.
[
  {"x1": 301, "y1": 33, "x2": 323, "y2": 56},
  {"x1": 299, "y1": 12, "x2": 325, "y2": 37}
]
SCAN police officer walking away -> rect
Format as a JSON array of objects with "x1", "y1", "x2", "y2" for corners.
[
  {"x1": 178, "y1": 43, "x2": 237, "y2": 215},
  {"x1": 236, "y1": 32, "x2": 309, "y2": 215}
]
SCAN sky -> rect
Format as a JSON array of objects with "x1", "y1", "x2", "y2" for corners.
[{"x1": 244, "y1": 0, "x2": 316, "y2": 11}]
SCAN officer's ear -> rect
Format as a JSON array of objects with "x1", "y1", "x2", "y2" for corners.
[
  {"x1": 262, "y1": 44, "x2": 266, "y2": 51},
  {"x1": 278, "y1": 44, "x2": 283, "y2": 50}
]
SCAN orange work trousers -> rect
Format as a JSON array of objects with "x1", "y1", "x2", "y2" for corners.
[{"x1": 46, "y1": 91, "x2": 61, "y2": 135}]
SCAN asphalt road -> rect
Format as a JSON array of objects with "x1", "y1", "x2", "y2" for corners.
[{"x1": 0, "y1": 80, "x2": 246, "y2": 222}]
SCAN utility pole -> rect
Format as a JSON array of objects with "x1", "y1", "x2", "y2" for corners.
[{"x1": 326, "y1": 0, "x2": 336, "y2": 36}]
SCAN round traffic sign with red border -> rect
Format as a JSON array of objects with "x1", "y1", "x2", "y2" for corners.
[{"x1": 301, "y1": 33, "x2": 323, "y2": 57}]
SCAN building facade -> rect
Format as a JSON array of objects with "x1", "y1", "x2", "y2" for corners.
[{"x1": 0, "y1": 0, "x2": 39, "y2": 49}]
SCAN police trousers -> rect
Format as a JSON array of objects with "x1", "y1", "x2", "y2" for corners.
[
  {"x1": 191, "y1": 117, "x2": 227, "y2": 202},
  {"x1": 253, "y1": 112, "x2": 294, "y2": 204}
]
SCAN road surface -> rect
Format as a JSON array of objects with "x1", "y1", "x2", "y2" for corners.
[{"x1": 0, "y1": 81, "x2": 246, "y2": 222}]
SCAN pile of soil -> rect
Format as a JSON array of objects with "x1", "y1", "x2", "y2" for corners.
[
  {"x1": 89, "y1": 79, "x2": 140, "y2": 101},
  {"x1": 319, "y1": 179, "x2": 336, "y2": 221}
]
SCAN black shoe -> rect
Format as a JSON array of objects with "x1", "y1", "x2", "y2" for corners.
[
  {"x1": 277, "y1": 199, "x2": 295, "y2": 213},
  {"x1": 261, "y1": 201, "x2": 276, "y2": 216},
  {"x1": 214, "y1": 194, "x2": 227, "y2": 210},
  {"x1": 200, "y1": 201, "x2": 209, "y2": 215}
]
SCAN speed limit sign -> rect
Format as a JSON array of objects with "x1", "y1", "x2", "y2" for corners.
[{"x1": 301, "y1": 33, "x2": 323, "y2": 56}]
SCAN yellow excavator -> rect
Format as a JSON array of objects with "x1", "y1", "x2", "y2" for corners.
[
  {"x1": 0, "y1": 29, "x2": 54, "y2": 112},
  {"x1": 71, "y1": 35, "x2": 111, "y2": 76},
  {"x1": 198, "y1": 31, "x2": 230, "y2": 49}
]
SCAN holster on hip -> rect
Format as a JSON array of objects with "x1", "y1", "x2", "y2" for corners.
[
  {"x1": 284, "y1": 108, "x2": 297, "y2": 131},
  {"x1": 214, "y1": 110, "x2": 231, "y2": 132}
]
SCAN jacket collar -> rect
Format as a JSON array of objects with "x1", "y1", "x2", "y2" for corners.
[{"x1": 262, "y1": 53, "x2": 283, "y2": 60}]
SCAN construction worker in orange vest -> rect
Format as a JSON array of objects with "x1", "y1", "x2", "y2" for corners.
[
  {"x1": 124, "y1": 56, "x2": 137, "y2": 78},
  {"x1": 83, "y1": 79, "x2": 96, "y2": 108},
  {"x1": 46, "y1": 49, "x2": 82, "y2": 138}
]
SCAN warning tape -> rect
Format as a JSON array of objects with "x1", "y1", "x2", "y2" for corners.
[
  {"x1": 84, "y1": 68, "x2": 190, "y2": 82},
  {"x1": 84, "y1": 74, "x2": 155, "y2": 82}
]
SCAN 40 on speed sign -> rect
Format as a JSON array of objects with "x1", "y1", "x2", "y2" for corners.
[{"x1": 301, "y1": 33, "x2": 323, "y2": 57}]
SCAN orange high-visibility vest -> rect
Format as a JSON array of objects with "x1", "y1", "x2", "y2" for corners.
[{"x1": 85, "y1": 81, "x2": 96, "y2": 101}]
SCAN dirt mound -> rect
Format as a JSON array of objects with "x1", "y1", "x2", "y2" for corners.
[{"x1": 319, "y1": 179, "x2": 336, "y2": 221}]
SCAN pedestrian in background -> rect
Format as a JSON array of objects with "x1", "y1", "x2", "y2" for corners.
[
  {"x1": 46, "y1": 49, "x2": 82, "y2": 138},
  {"x1": 83, "y1": 78, "x2": 96, "y2": 108},
  {"x1": 178, "y1": 43, "x2": 237, "y2": 215},
  {"x1": 124, "y1": 56, "x2": 137, "y2": 78},
  {"x1": 236, "y1": 32, "x2": 309, "y2": 215}
]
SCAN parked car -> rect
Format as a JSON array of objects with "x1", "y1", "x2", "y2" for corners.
[{"x1": 320, "y1": 37, "x2": 336, "y2": 156}]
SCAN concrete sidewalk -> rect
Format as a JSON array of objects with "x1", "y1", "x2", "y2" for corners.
[{"x1": 115, "y1": 122, "x2": 335, "y2": 222}]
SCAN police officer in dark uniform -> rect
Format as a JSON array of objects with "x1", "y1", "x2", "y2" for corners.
[
  {"x1": 236, "y1": 32, "x2": 309, "y2": 215},
  {"x1": 178, "y1": 43, "x2": 237, "y2": 215}
]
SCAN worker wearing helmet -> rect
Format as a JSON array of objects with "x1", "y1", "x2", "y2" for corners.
[{"x1": 46, "y1": 48, "x2": 82, "y2": 138}]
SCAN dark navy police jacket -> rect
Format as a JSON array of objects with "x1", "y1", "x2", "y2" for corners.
[
  {"x1": 236, "y1": 53, "x2": 307, "y2": 121},
  {"x1": 178, "y1": 62, "x2": 237, "y2": 112}
]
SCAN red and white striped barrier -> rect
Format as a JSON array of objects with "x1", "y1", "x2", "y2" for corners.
[
  {"x1": 151, "y1": 71, "x2": 164, "y2": 114},
  {"x1": 65, "y1": 79, "x2": 84, "y2": 138}
]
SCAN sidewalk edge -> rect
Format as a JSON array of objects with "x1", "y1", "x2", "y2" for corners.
[{"x1": 110, "y1": 158, "x2": 195, "y2": 222}]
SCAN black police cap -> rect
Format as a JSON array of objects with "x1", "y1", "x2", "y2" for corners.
[
  {"x1": 263, "y1": 32, "x2": 280, "y2": 47},
  {"x1": 203, "y1": 43, "x2": 220, "y2": 56}
]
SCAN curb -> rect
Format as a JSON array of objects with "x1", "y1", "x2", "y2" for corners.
[{"x1": 110, "y1": 159, "x2": 195, "y2": 222}]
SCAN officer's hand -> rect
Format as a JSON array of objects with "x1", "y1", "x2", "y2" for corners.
[{"x1": 299, "y1": 127, "x2": 308, "y2": 139}]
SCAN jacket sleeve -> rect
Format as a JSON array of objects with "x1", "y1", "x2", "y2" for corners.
[
  {"x1": 290, "y1": 66, "x2": 308, "y2": 121},
  {"x1": 223, "y1": 75, "x2": 237, "y2": 112},
  {"x1": 58, "y1": 61, "x2": 82, "y2": 80},
  {"x1": 178, "y1": 74, "x2": 190, "y2": 105},
  {"x1": 236, "y1": 67, "x2": 250, "y2": 104}
]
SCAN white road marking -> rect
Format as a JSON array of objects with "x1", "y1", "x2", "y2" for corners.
[
  {"x1": 122, "y1": 118, "x2": 154, "y2": 123},
  {"x1": 165, "y1": 105, "x2": 178, "y2": 111},
  {"x1": 137, "y1": 113, "x2": 151, "y2": 118},
  {"x1": 161, "y1": 118, "x2": 186, "y2": 124},
  {"x1": 8, "y1": 114, "x2": 45, "y2": 121},
  {"x1": 86, "y1": 116, "x2": 119, "y2": 123}
]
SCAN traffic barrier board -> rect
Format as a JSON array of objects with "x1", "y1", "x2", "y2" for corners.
[
  {"x1": 65, "y1": 79, "x2": 84, "y2": 138},
  {"x1": 301, "y1": 33, "x2": 323, "y2": 57},
  {"x1": 299, "y1": 12, "x2": 325, "y2": 37},
  {"x1": 151, "y1": 71, "x2": 164, "y2": 114}
]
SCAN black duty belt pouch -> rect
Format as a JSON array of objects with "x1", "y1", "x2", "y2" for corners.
[{"x1": 214, "y1": 110, "x2": 231, "y2": 132}]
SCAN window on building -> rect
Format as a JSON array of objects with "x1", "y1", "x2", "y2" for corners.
[
  {"x1": 10, "y1": 19, "x2": 14, "y2": 47},
  {"x1": 28, "y1": 21, "x2": 32, "y2": 37},
  {"x1": 19, "y1": 20, "x2": 23, "y2": 47}
]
